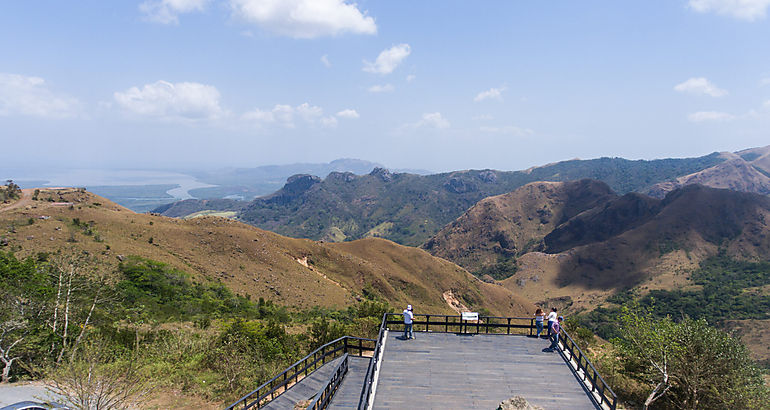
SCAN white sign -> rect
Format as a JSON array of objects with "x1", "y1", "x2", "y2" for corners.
[{"x1": 461, "y1": 312, "x2": 479, "y2": 321}]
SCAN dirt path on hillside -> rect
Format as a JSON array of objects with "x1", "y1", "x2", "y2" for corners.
[
  {"x1": 442, "y1": 290, "x2": 470, "y2": 314},
  {"x1": 0, "y1": 189, "x2": 33, "y2": 214}
]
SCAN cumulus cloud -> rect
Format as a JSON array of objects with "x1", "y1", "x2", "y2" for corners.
[
  {"x1": 474, "y1": 86, "x2": 505, "y2": 102},
  {"x1": 367, "y1": 84, "x2": 394, "y2": 93},
  {"x1": 416, "y1": 112, "x2": 450, "y2": 129},
  {"x1": 0, "y1": 73, "x2": 81, "y2": 119},
  {"x1": 321, "y1": 55, "x2": 332, "y2": 68},
  {"x1": 674, "y1": 77, "x2": 728, "y2": 97},
  {"x1": 363, "y1": 44, "x2": 411, "y2": 75},
  {"x1": 687, "y1": 111, "x2": 736, "y2": 122},
  {"x1": 472, "y1": 114, "x2": 494, "y2": 121},
  {"x1": 242, "y1": 102, "x2": 324, "y2": 128},
  {"x1": 688, "y1": 0, "x2": 770, "y2": 20},
  {"x1": 336, "y1": 109, "x2": 359, "y2": 118},
  {"x1": 114, "y1": 80, "x2": 224, "y2": 120},
  {"x1": 230, "y1": 0, "x2": 376, "y2": 39},
  {"x1": 406, "y1": 74, "x2": 416, "y2": 82},
  {"x1": 761, "y1": 77, "x2": 770, "y2": 86},
  {"x1": 479, "y1": 125, "x2": 534, "y2": 137},
  {"x1": 140, "y1": 0, "x2": 209, "y2": 24}
]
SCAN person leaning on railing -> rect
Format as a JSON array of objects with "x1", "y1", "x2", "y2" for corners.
[{"x1": 543, "y1": 316, "x2": 563, "y2": 353}]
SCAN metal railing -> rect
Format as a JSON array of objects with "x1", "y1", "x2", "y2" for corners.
[
  {"x1": 357, "y1": 313, "x2": 388, "y2": 410},
  {"x1": 559, "y1": 330, "x2": 618, "y2": 410},
  {"x1": 306, "y1": 353, "x2": 349, "y2": 410},
  {"x1": 356, "y1": 313, "x2": 618, "y2": 410},
  {"x1": 226, "y1": 336, "x2": 375, "y2": 410}
]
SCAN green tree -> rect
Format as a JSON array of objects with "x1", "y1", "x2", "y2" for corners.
[
  {"x1": 667, "y1": 318, "x2": 768, "y2": 409},
  {"x1": 616, "y1": 305, "x2": 681, "y2": 409}
]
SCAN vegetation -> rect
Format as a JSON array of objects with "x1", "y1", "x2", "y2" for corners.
[
  {"x1": 0, "y1": 180, "x2": 21, "y2": 202},
  {"x1": 608, "y1": 305, "x2": 768, "y2": 409},
  {"x1": 579, "y1": 253, "x2": 770, "y2": 341},
  {"x1": 0, "y1": 251, "x2": 387, "y2": 405}
]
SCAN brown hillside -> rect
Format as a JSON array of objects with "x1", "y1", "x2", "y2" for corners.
[
  {"x1": 737, "y1": 144, "x2": 770, "y2": 174},
  {"x1": 647, "y1": 157, "x2": 770, "y2": 198},
  {"x1": 501, "y1": 185, "x2": 770, "y2": 310},
  {"x1": 0, "y1": 188, "x2": 533, "y2": 316},
  {"x1": 423, "y1": 179, "x2": 616, "y2": 275}
]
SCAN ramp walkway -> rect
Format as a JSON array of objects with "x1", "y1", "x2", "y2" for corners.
[{"x1": 373, "y1": 332, "x2": 594, "y2": 409}]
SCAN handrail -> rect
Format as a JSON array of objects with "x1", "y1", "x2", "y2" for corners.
[
  {"x1": 356, "y1": 313, "x2": 618, "y2": 410},
  {"x1": 357, "y1": 313, "x2": 388, "y2": 410},
  {"x1": 306, "y1": 353, "x2": 349, "y2": 410},
  {"x1": 226, "y1": 336, "x2": 375, "y2": 410},
  {"x1": 558, "y1": 329, "x2": 618, "y2": 410}
]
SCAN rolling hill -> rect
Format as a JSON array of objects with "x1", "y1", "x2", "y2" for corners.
[
  {"x1": 226, "y1": 152, "x2": 728, "y2": 245},
  {"x1": 422, "y1": 182, "x2": 770, "y2": 311},
  {"x1": 0, "y1": 188, "x2": 533, "y2": 316}
]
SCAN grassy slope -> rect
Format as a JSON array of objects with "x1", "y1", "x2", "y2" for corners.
[
  {"x1": 423, "y1": 180, "x2": 617, "y2": 276},
  {"x1": 0, "y1": 188, "x2": 533, "y2": 316}
]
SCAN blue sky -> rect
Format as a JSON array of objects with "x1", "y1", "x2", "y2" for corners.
[{"x1": 1, "y1": 0, "x2": 769, "y2": 173}]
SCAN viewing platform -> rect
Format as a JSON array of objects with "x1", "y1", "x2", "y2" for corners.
[{"x1": 227, "y1": 314, "x2": 617, "y2": 410}]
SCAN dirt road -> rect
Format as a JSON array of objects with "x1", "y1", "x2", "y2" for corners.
[{"x1": 0, "y1": 189, "x2": 34, "y2": 214}]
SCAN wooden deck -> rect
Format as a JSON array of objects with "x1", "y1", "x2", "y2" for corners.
[{"x1": 371, "y1": 332, "x2": 597, "y2": 409}]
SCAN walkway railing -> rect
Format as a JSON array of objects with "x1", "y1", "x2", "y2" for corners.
[
  {"x1": 357, "y1": 313, "x2": 618, "y2": 410},
  {"x1": 226, "y1": 336, "x2": 375, "y2": 410},
  {"x1": 559, "y1": 330, "x2": 618, "y2": 410},
  {"x1": 306, "y1": 353, "x2": 349, "y2": 410},
  {"x1": 357, "y1": 313, "x2": 388, "y2": 410}
]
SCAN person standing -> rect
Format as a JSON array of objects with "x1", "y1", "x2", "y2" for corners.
[
  {"x1": 545, "y1": 316, "x2": 564, "y2": 352},
  {"x1": 403, "y1": 304, "x2": 414, "y2": 340},
  {"x1": 546, "y1": 308, "x2": 558, "y2": 337},
  {"x1": 534, "y1": 308, "x2": 545, "y2": 338}
]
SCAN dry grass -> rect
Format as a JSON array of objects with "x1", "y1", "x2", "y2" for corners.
[{"x1": 0, "y1": 188, "x2": 533, "y2": 316}]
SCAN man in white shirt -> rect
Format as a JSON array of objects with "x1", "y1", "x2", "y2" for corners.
[{"x1": 403, "y1": 304, "x2": 414, "y2": 340}]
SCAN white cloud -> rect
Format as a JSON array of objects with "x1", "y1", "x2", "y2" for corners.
[
  {"x1": 472, "y1": 114, "x2": 494, "y2": 121},
  {"x1": 230, "y1": 0, "x2": 376, "y2": 39},
  {"x1": 0, "y1": 73, "x2": 81, "y2": 119},
  {"x1": 674, "y1": 77, "x2": 728, "y2": 97},
  {"x1": 367, "y1": 84, "x2": 394, "y2": 93},
  {"x1": 336, "y1": 109, "x2": 359, "y2": 119},
  {"x1": 406, "y1": 74, "x2": 416, "y2": 82},
  {"x1": 363, "y1": 44, "x2": 411, "y2": 75},
  {"x1": 417, "y1": 112, "x2": 450, "y2": 129},
  {"x1": 479, "y1": 125, "x2": 534, "y2": 137},
  {"x1": 761, "y1": 77, "x2": 770, "y2": 86},
  {"x1": 687, "y1": 111, "x2": 736, "y2": 122},
  {"x1": 474, "y1": 86, "x2": 505, "y2": 102},
  {"x1": 140, "y1": 0, "x2": 209, "y2": 24},
  {"x1": 320, "y1": 116, "x2": 338, "y2": 127},
  {"x1": 114, "y1": 80, "x2": 224, "y2": 120},
  {"x1": 321, "y1": 54, "x2": 332, "y2": 68},
  {"x1": 688, "y1": 0, "x2": 770, "y2": 20},
  {"x1": 242, "y1": 102, "x2": 324, "y2": 128}
]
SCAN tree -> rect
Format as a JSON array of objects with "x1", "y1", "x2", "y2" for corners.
[
  {"x1": 0, "y1": 252, "x2": 50, "y2": 383},
  {"x1": 45, "y1": 339, "x2": 151, "y2": 410},
  {"x1": 614, "y1": 305, "x2": 769, "y2": 409},
  {"x1": 667, "y1": 318, "x2": 768, "y2": 409},
  {"x1": 616, "y1": 305, "x2": 681, "y2": 409}
]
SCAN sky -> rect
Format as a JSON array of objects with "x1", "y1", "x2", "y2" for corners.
[{"x1": 1, "y1": 0, "x2": 770, "y2": 174}]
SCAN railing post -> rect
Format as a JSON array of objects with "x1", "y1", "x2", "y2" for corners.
[
  {"x1": 445, "y1": 315, "x2": 449, "y2": 333},
  {"x1": 425, "y1": 314, "x2": 430, "y2": 332}
]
